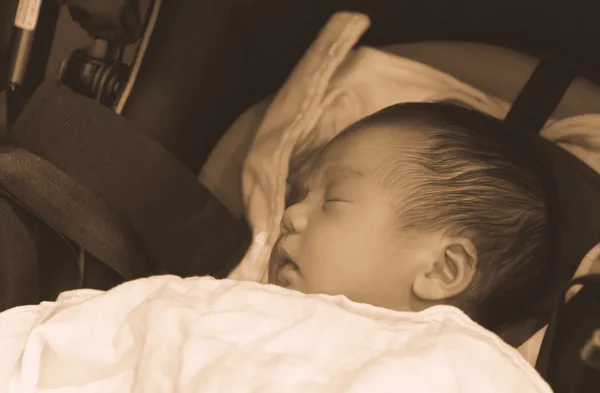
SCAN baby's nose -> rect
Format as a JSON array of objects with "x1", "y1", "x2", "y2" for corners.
[{"x1": 281, "y1": 204, "x2": 308, "y2": 234}]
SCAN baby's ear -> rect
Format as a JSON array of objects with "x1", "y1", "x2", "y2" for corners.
[{"x1": 412, "y1": 237, "x2": 478, "y2": 301}]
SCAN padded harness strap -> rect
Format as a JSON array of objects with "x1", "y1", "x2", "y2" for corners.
[
  {"x1": 0, "y1": 80, "x2": 251, "y2": 310},
  {"x1": 500, "y1": 58, "x2": 581, "y2": 347},
  {"x1": 504, "y1": 58, "x2": 600, "y2": 393},
  {"x1": 0, "y1": 146, "x2": 151, "y2": 281},
  {"x1": 502, "y1": 60, "x2": 600, "y2": 393},
  {"x1": 503, "y1": 57, "x2": 575, "y2": 135},
  {"x1": 5, "y1": 81, "x2": 249, "y2": 279}
]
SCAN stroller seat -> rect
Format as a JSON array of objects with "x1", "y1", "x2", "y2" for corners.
[{"x1": 1, "y1": 0, "x2": 599, "y2": 392}]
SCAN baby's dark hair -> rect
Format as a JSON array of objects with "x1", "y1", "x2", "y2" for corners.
[{"x1": 352, "y1": 102, "x2": 554, "y2": 331}]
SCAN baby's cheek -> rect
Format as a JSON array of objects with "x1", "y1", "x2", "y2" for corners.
[
  {"x1": 304, "y1": 236, "x2": 350, "y2": 277},
  {"x1": 308, "y1": 229, "x2": 344, "y2": 259}
]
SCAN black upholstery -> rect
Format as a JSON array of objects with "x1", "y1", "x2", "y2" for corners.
[
  {"x1": 123, "y1": 0, "x2": 600, "y2": 172},
  {"x1": 0, "y1": 80, "x2": 251, "y2": 311},
  {"x1": 121, "y1": 0, "x2": 251, "y2": 171}
]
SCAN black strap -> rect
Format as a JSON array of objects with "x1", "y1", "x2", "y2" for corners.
[
  {"x1": 498, "y1": 58, "x2": 592, "y2": 350},
  {"x1": 503, "y1": 58, "x2": 576, "y2": 135},
  {"x1": 0, "y1": 146, "x2": 152, "y2": 281}
]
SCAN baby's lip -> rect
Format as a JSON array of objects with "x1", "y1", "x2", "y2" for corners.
[{"x1": 269, "y1": 239, "x2": 300, "y2": 286}]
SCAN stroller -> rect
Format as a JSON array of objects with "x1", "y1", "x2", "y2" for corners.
[{"x1": 1, "y1": 1, "x2": 599, "y2": 392}]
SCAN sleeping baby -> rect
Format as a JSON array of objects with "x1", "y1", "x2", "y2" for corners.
[
  {"x1": 269, "y1": 101, "x2": 553, "y2": 332},
  {"x1": 0, "y1": 104, "x2": 553, "y2": 393}
]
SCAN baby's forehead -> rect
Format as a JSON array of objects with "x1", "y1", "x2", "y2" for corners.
[
  {"x1": 341, "y1": 121, "x2": 425, "y2": 145},
  {"x1": 321, "y1": 122, "x2": 423, "y2": 162},
  {"x1": 302, "y1": 133, "x2": 389, "y2": 181},
  {"x1": 290, "y1": 122, "x2": 425, "y2": 186}
]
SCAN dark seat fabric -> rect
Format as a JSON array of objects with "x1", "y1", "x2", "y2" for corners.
[
  {"x1": 0, "y1": 81, "x2": 250, "y2": 312},
  {"x1": 121, "y1": 0, "x2": 251, "y2": 172},
  {"x1": 122, "y1": 0, "x2": 600, "y2": 173}
]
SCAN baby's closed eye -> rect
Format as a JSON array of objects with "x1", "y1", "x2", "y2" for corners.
[{"x1": 324, "y1": 196, "x2": 351, "y2": 203}]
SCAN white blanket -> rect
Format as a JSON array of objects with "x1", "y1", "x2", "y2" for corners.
[{"x1": 0, "y1": 275, "x2": 552, "y2": 393}]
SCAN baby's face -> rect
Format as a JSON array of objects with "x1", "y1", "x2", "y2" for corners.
[{"x1": 269, "y1": 128, "x2": 435, "y2": 311}]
